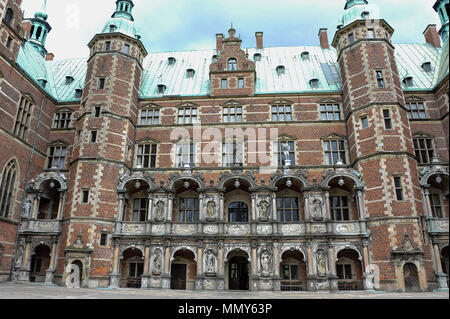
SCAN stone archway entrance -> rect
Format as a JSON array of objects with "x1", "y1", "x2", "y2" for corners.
[
  {"x1": 403, "y1": 263, "x2": 420, "y2": 292},
  {"x1": 228, "y1": 255, "x2": 249, "y2": 290},
  {"x1": 71, "y1": 260, "x2": 83, "y2": 287},
  {"x1": 441, "y1": 246, "x2": 449, "y2": 286},
  {"x1": 30, "y1": 245, "x2": 51, "y2": 283},
  {"x1": 170, "y1": 249, "x2": 196, "y2": 290}
]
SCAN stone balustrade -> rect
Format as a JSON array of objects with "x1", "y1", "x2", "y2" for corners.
[
  {"x1": 19, "y1": 219, "x2": 61, "y2": 234},
  {"x1": 429, "y1": 218, "x2": 449, "y2": 234}
]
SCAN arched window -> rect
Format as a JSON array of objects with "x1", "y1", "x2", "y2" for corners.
[
  {"x1": 36, "y1": 27, "x2": 42, "y2": 40},
  {"x1": 0, "y1": 160, "x2": 17, "y2": 218},
  {"x1": 5, "y1": 8, "x2": 14, "y2": 25},
  {"x1": 227, "y1": 58, "x2": 237, "y2": 71}
]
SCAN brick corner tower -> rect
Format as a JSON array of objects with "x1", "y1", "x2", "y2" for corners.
[
  {"x1": 59, "y1": 0, "x2": 148, "y2": 288},
  {"x1": 331, "y1": 0, "x2": 436, "y2": 291}
]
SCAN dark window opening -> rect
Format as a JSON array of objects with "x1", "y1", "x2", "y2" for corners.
[
  {"x1": 98, "y1": 78, "x2": 105, "y2": 90},
  {"x1": 383, "y1": 109, "x2": 392, "y2": 129},
  {"x1": 348, "y1": 33, "x2": 355, "y2": 43},
  {"x1": 157, "y1": 84, "x2": 166, "y2": 94},
  {"x1": 91, "y1": 131, "x2": 97, "y2": 143},
  {"x1": 422, "y1": 62, "x2": 432, "y2": 73},
  {"x1": 376, "y1": 71, "x2": 385, "y2": 88},
  {"x1": 6, "y1": 37, "x2": 12, "y2": 48},
  {"x1": 186, "y1": 69, "x2": 195, "y2": 78},
  {"x1": 361, "y1": 116, "x2": 368, "y2": 128},
  {"x1": 75, "y1": 89, "x2": 83, "y2": 99},
  {"x1": 82, "y1": 190, "x2": 89, "y2": 203},
  {"x1": 65, "y1": 76, "x2": 74, "y2": 85},
  {"x1": 394, "y1": 177, "x2": 403, "y2": 201},
  {"x1": 5, "y1": 8, "x2": 14, "y2": 25},
  {"x1": 168, "y1": 57, "x2": 176, "y2": 65},
  {"x1": 100, "y1": 234, "x2": 107, "y2": 246},
  {"x1": 253, "y1": 53, "x2": 261, "y2": 61},
  {"x1": 402, "y1": 77, "x2": 414, "y2": 87},
  {"x1": 95, "y1": 106, "x2": 101, "y2": 118},
  {"x1": 105, "y1": 41, "x2": 111, "y2": 51}
]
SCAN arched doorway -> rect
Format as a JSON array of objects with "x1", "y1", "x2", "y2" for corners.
[
  {"x1": 170, "y1": 249, "x2": 196, "y2": 290},
  {"x1": 403, "y1": 263, "x2": 420, "y2": 292},
  {"x1": 336, "y1": 249, "x2": 363, "y2": 290},
  {"x1": 441, "y1": 246, "x2": 449, "y2": 286},
  {"x1": 229, "y1": 202, "x2": 248, "y2": 222},
  {"x1": 70, "y1": 260, "x2": 83, "y2": 287},
  {"x1": 227, "y1": 250, "x2": 249, "y2": 290},
  {"x1": 280, "y1": 250, "x2": 307, "y2": 291},
  {"x1": 120, "y1": 248, "x2": 143, "y2": 288},
  {"x1": 38, "y1": 180, "x2": 61, "y2": 220},
  {"x1": 30, "y1": 245, "x2": 51, "y2": 283}
]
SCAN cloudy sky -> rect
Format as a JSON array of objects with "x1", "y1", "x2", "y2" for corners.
[{"x1": 21, "y1": 0, "x2": 441, "y2": 59}]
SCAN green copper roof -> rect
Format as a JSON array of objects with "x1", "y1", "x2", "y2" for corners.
[
  {"x1": 101, "y1": 16, "x2": 141, "y2": 39},
  {"x1": 339, "y1": 1, "x2": 380, "y2": 28}
]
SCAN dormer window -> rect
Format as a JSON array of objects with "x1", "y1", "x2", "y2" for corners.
[
  {"x1": 361, "y1": 11, "x2": 370, "y2": 19},
  {"x1": 5, "y1": 8, "x2": 14, "y2": 25},
  {"x1": 402, "y1": 76, "x2": 414, "y2": 87},
  {"x1": 301, "y1": 51, "x2": 310, "y2": 60},
  {"x1": 75, "y1": 89, "x2": 83, "y2": 99},
  {"x1": 310, "y1": 79, "x2": 320, "y2": 88},
  {"x1": 253, "y1": 53, "x2": 262, "y2": 62},
  {"x1": 168, "y1": 57, "x2": 176, "y2": 65},
  {"x1": 276, "y1": 65, "x2": 285, "y2": 75},
  {"x1": 421, "y1": 62, "x2": 432, "y2": 73},
  {"x1": 65, "y1": 76, "x2": 74, "y2": 85},
  {"x1": 157, "y1": 84, "x2": 166, "y2": 94},
  {"x1": 38, "y1": 79, "x2": 47, "y2": 88},
  {"x1": 227, "y1": 58, "x2": 238, "y2": 71},
  {"x1": 186, "y1": 69, "x2": 195, "y2": 78},
  {"x1": 109, "y1": 24, "x2": 117, "y2": 33},
  {"x1": 212, "y1": 55, "x2": 219, "y2": 62}
]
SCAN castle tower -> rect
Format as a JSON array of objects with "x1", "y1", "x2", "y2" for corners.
[
  {"x1": 25, "y1": 0, "x2": 51, "y2": 57},
  {"x1": 332, "y1": 0, "x2": 433, "y2": 291},
  {"x1": 0, "y1": 0, "x2": 24, "y2": 62},
  {"x1": 433, "y1": 0, "x2": 449, "y2": 43},
  {"x1": 59, "y1": 0, "x2": 147, "y2": 287}
]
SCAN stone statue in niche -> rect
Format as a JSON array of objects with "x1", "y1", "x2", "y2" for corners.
[
  {"x1": 14, "y1": 245, "x2": 24, "y2": 268},
  {"x1": 311, "y1": 198, "x2": 323, "y2": 219},
  {"x1": 281, "y1": 142, "x2": 291, "y2": 162},
  {"x1": 260, "y1": 251, "x2": 271, "y2": 274},
  {"x1": 206, "y1": 200, "x2": 216, "y2": 219},
  {"x1": 152, "y1": 251, "x2": 161, "y2": 275},
  {"x1": 206, "y1": 251, "x2": 216, "y2": 274},
  {"x1": 257, "y1": 200, "x2": 270, "y2": 220},
  {"x1": 155, "y1": 201, "x2": 165, "y2": 220},
  {"x1": 316, "y1": 250, "x2": 327, "y2": 276},
  {"x1": 22, "y1": 199, "x2": 32, "y2": 218}
]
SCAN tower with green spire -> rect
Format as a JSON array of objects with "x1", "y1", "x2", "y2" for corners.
[
  {"x1": 338, "y1": 0, "x2": 380, "y2": 29},
  {"x1": 433, "y1": 0, "x2": 449, "y2": 43},
  {"x1": 27, "y1": 0, "x2": 51, "y2": 57}
]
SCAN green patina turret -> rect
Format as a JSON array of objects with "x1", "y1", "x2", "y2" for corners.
[
  {"x1": 28, "y1": 0, "x2": 52, "y2": 58},
  {"x1": 433, "y1": 0, "x2": 449, "y2": 43},
  {"x1": 337, "y1": 0, "x2": 380, "y2": 29},
  {"x1": 101, "y1": 0, "x2": 141, "y2": 39}
]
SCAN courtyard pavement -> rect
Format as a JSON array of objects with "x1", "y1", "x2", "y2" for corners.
[{"x1": 0, "y1": 282, "x2": 448, "y2": 299}]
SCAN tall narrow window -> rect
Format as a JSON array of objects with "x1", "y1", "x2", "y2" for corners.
[
  {"x1": 82, "y1": 190, "x2": 89, "y2": 203},
  {"x1": 376, "y1": 71, "x2": 385, "y2": 88},
  {"x1": 98, "y1": 78, "x2": 106, "y2": 90},
  {"x1": 320, "y1": 104, "x2": 341, "y2": 120},
  {"x1": 221, "y1": 79, "x2": 228, "y2": 89},
  {"x1": 277, "y1": 197, "x2": 299, "y2": 222},
  {"x1": 123, "y1": 44, "x2": 130, "y2": 54},
  {"x1": 361, "y1": 116, "x2": 368, "y2": 128},
  {"x1": 100, "y1": 233, "x2": 108, "y2": 246},
  {"x1": 105, "y1": 41, "x2": 111, "y2": 51},
  {"x1": 175, "y1": 143, "x2": 195, "y2": 168},
  {"x1": 383, "y1": 109, "x2": 392, "y2": 129},
  {"x1": 94, "y1": 106, "x2": 101, "y2": 118},
  {"x1": 14, "y1": 96, "x2": 33, "y2": 140},
  {"x1": 430, "y1": 194, "x2": 443, "y2": 218},
  {"x1": 324, "y1": 139, "x2": 346, "y2": 165},
  {"x1": 6, "y1": 37, "x2": 12, "y2": 49},
  {"x1": 413, "y1": 137, "x2": 434, "y2": 164},
  {"x1": 47, "y1": 146, "x2": 67, "y2": 169},
  {"x1": 367, "y1": 29, "x2": 375, "y2": 38},
  {"x1": 5, "y1": 8, "x2": 14, "y2": 25},
  {"x1": 348, "y1": 33, "x2": 355, "y2": 43},
  {"x1": 91, "y1": 131, "x2": 98, "y2": 143},
  {"x1": 222, "y1": 141, "x2": 244, "y2": 167},
  {"x1": 274, "y1": 141, "x2": 295, "y2": 166},
  {"x1": 136, "y1": 144, "x2": 157, "y2": 168},
  {"x1": 132, "y1": 198, "x2": 148, "y2": 221},
  {"x1": 179, "y1": 198, "x2": 199, "y2": 223},
  {"x1": 394, "y1": 177, "x2": 403, "y2": 201},
  {"x1": 0, "y1": 160, "x2": 17, "y2": 218},
  {"x1": 227, "y1": 58, "x2": 237, "y2": 71},
  {"x1": 238, "y1": 78, "x2": 244, "y2": 88},
  {"x1": 337, "y1": 264, "x2": 352, "y2": 280},
  {"x1": 329, "y1": 196, "x2": 349, "y2": 221}
]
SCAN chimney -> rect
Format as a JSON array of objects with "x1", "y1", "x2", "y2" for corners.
[
  {"x1": 22, "y1": 21, "x2": 32, "y2": 40},
  {"x1": 45, "y1": 53, "x2": 54, "y2": 61},
  {"x1": 318, "y1": 28, "x2": 329, "y2": 49},
  {"x1": 216, "y1": 33, "x2": 224, "y2": 51},
  {"x1": 255, "y1": 32, "x2": 263, "y2": 49},
  {"x1": 423, "y1": 24, "x2": 441, "y2": 48}
]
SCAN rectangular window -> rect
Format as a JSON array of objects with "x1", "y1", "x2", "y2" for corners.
[
  {"x1": 132, "y1": 198, "x2": 148, "y2": 222},
  {"x1": 100, "y1": 233, "x2": 108, "y2": 246},
  {"x1": 430, "y1": 194, "x2": 443, "y2": 218},
  {"x1": 91, "y1": 131, "x2": 97, "y2": 143},
  {"x1": 129, "y1": 263, "x2": 143, "y2": 278},
  {"x1": 274, "y1": 141, "x2": 295, "y2": 166},
  {"x1": 6, "y1": 37, "x2": 12, "y2": 48},
  {"x1": 14, "y1": 96, "x2": 33, "y2": 140},
  {"x1": 394, "y1": 177, "x2": 403, "y2": 201},
  {"x1": 277, "y1": 197, "x2": 299, "y2": 222},
  {"x1": 361, "y1": 116, "x2": 368, "y2": 128},
  {"x1": 222, "y1": 141, "x2": 244, "y2": 167},
  {"x1": 177, "y1": 107, "x2": 197, "y2": 124},
  {"x1": 383, "y1": 109, "x2": 392, "y2": 129},
  {"x1": 179, "y1": 198, "x2": 199, "y2": 223},
  {"x1": 367, "y1": 29, "x2": 375, "y2": 38},
  {"x1": 137, "y1": 144, "x2": 157, "y2": 168},
  {"x1": 47, "y1": 146, "x2": 67, "y2": 169},
  {"x1": 281, "y1": 264, "x2": 298, "y2": 280},
  {"x1": 221, "y1": 79, "x2": 228, "y2": 89},
  {"x1": 271, "y1": 104, "x2": 293, "y2": 122},
  {"x1": 140, "y1": 109, "x2": 160, "y2": 125},
  {"x1": 337, "y1": 264, "x2": 352, "y2": 280},
  {"x1": 329, "y1": 196, "x2": 349, "y2": 221},
  {"x1": 320, "y1": 104, "x2": 341, "y2": 121},
  {"x1": 82, "y1": 190, "x2": 89, "y2": 203},
  {"x1": 413, "y1": 137, "x2": 434, "y2": 164},
  {"x1": 94, "y1": 106, "x2": 101, "y2": 118},
  {"x1": 222, "y1": 106, "x2": 243, "y2": 123},
  {"x1": 348, "y1": 33, "x2": 355, "y2": 43},
  {"x1": 98, "y1": 78, "x2": 106, "y2": 90},
  {"x1": 238, "y1": 78, "x2": 244, "y2": 88},
  {"x1": 324, "y1": 139, "x2": 346, "y2": 165},
  {"x1": 175, "y1": 143, "x2": 195, "y2": 168},
  {"x1": 406, "y1": 102, "x2": 426, "y2": 119},
  {"x1": 105, "y1": 41, "x2": 111, "y2": 51},
  {"x1": 376, "y1": 71, "x2": 385, "y2": 88},
  {"x1": 123, "y1": 44, "x2": 130, "y2": 54},
  {"x1": 53, "y1": 112, "x2": 72, "y2": 129}
]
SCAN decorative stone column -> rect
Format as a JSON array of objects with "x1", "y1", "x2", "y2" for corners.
[
  {"x1": 116, "y1": 192, "x2": 126, "y2": 233},
  {"x1": 251, "y1": 193, "x2": 257, "y2": 221},
  {"x1": 109, "y1": 239, "x2": 120, "y2": 288},
  {"x1": 432, "y1": 241, "x2": 449, "y2": 291},
  {"x1": 306, "y1": 241, "x2": 315, "y2": 291},
  {"x1": 56, "y1": 191, "x2": 65, "y2": 220},
  {"x1": 217, "y1": 240, "x2": 225, "y2": 290},
  {"x1": 324, "y1": 190, "x2": 331, "y2": 220},
  {"x1": 273, "y1": 242, "x2": 281, "y2": 291},
  {"x1": 196, "y1": 240, "x2": 204, "y2": 290},
  {"x1": 422, "y1": 187, "x2": 433, "y2": 218},
  {"x1": 32, "y1": 194, "x2": 40, "y2": 219},
  {"x1": 166, "y1": 193, "x2": 174, "y2": 234},
  {"x1": 44, "y1": 237, "x2": 58, "y2": 285},
  {"x1": 328, "y1": 242, "x2": 338, "y2": 291},
  {"x1": 251, "y1": 241, "x2": 258, "y2": 291},
  {"x1": 303, "y1": 191, "x2": 310, "y2": 220},
  {"x1": 141, "y1": 241, "x2": 151, "y2": 289},
  {"x1": 17, "y1": 237, "x2": 32, "y2": 282},
  {"x1": 271, "y1": 192, "x2": 277, "y2": 221},
  {"x1": 161, "y1": 239, "x2": 171, "y2": 289},
  {"x1": 356, "y1": 189, "x2": 367, "y2": 234},
  {"x1": 219, "y1": 193, "x2": 224, "y2": 221}
]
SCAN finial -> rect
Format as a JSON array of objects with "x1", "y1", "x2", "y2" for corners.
[{"x1": 41, "y1": 0, "x2": 47, "y2": 12}]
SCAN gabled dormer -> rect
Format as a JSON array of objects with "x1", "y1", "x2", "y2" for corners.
[{"x1": 209, "y1": 26, "x2": 256, "y2": 97}]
